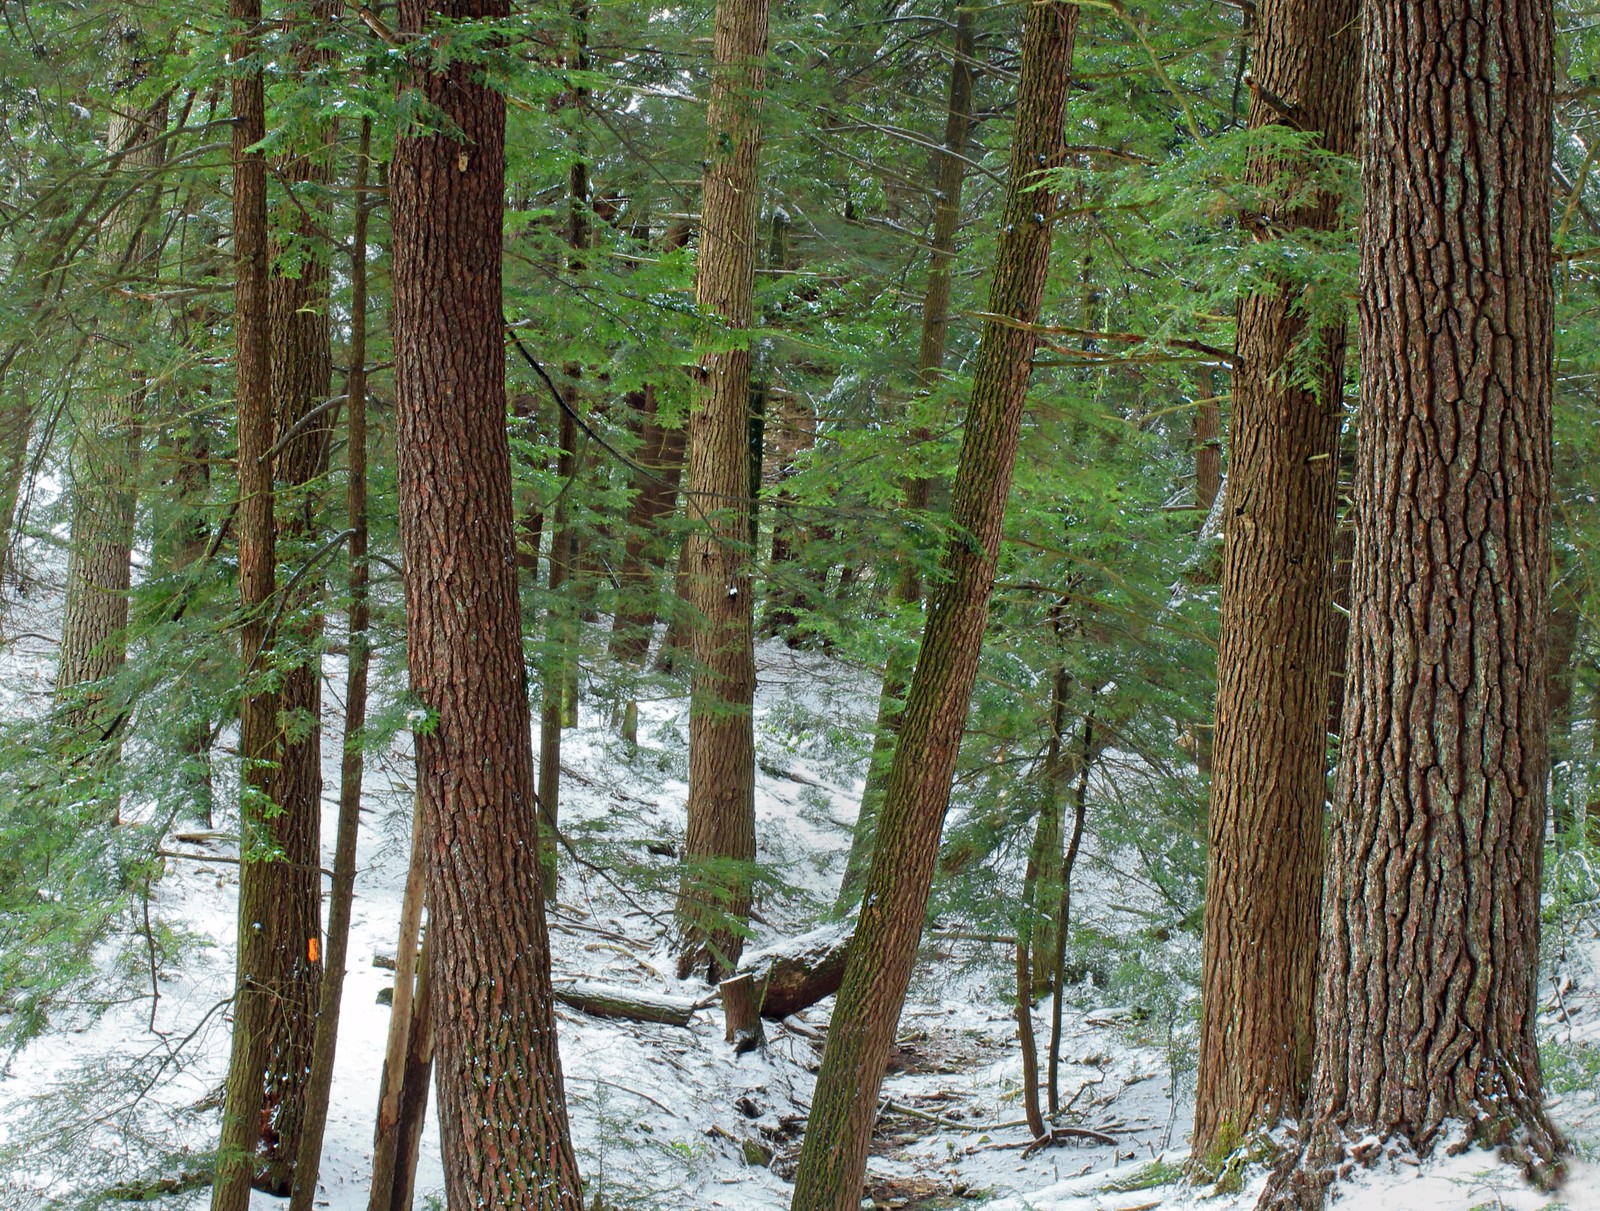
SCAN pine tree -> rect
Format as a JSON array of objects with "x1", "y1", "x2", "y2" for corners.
[
  {"x1": 1192, "y1": 0, "x2": 1359, "y2": 1162},
  {"x1": 789, "y1": 5, "x2": 1079, "y2": 1205},
  {"x1": 389, "y1": 1, "x2": 583, "y2": 1204},
  {"x1": 674, "y1": 0, "x2": 771, "y2": 982},
  {"x1": 1264, "y1": 0, "x2": 1564, "y2": 1203}
]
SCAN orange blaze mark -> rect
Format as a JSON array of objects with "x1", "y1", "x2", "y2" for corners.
[{"x1": 308, "y1": 936, "x2": 320, "y2": 963}]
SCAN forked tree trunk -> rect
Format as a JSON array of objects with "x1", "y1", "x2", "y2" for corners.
[
  {"x1": 787, "y1": 7, "x2": 1078, "y2": 1207},
  {"x1": 1263, "y1": 0, "x2": 1562, "y2": 1204},
  {"x1": 389, "y1": 1, "x2": 583, "y2": 1204},
  {"x1": 673, "y1": 0, "x2": 770, "y2": 983},
  {"x1": 837, "y1": 7, "x2": 975, "y2": 912},
  {"x1": 1191, "y1": 0, "x2": 1359, "y2": 1164},
  {"x1": 56, "y1": 24, "x2": 168, "y2": 813},
  {"x1": 211, "y1": 0, "x2": 280, "y2": 1205},
  {"x1": 255, "y1": 6, "x2": 339, "y2": 1187},
  {"x1": 288, "y1": 115, "x2": 373, "y2": 1211}
]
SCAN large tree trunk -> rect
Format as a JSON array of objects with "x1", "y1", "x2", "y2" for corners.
[
  {"x1": 1191, "y1": 0, "x2": 1359, "y2": 1164},
  {"x1": 673, "y1": 0, "x2": 770, "y2": 983},
  {"x1": 837, "y1": 6, "x2": 976, "y2": 913},
  {"x1": 210, "y1": 0, "x2": 281, "y2": 1205},
  {"x1": 55, "y1": 24, "x2": 168, "y2": 814},
  {"x1": 787, "y1": 7, "x2": 1078, "y2": 1207},
  {"x1": 288, "y1": 115, "x2": 373, "y2": 1211},
  {"x1": 255, "y1": 6, "x2": 339, "y2": 1189},
  {"x1": 1263, "y1": 0, "x2": 1562, "y2": 1204},
  {"x1": 389, "y1": 1, "x2": 583, "y2": 1204}
]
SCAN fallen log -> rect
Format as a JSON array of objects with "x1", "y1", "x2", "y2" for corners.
[
  {"x1": 737, "y1": 920, "x2": 854, "y2": 1020},
  {"x1": 552, "y1": 980, "x2": 697, "y2": 1027}
]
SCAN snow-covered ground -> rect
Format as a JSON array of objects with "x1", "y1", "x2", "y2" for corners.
[{"x1": 0, "y1": 576, "x2": 1597, "y2": 1209}]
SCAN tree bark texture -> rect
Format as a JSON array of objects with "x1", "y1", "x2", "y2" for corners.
[
  {"x1": 787, "y1": 6, "x2": 1078, "y2": 1207},
  {"x1": 56, "y1": 24, "x2": 168, "y2": 804},
  {"x1": 211, "y1": 1, "x2": 281, "y2": 1206},
  {"x1": 1192, "y1": 0, "x2": 1359, "y2": 1162},
  {"x1": 838, "y1": 7, "x2": 976, "y2": 913},
  {"x1": 390, "y1": 2, "x2": 583, "y2": 1205},
  {"x1": 288, "y1": 115, "x2": 373, "y2": 1211},
  {"x1": 1263, "y1": 0, "x2": 1561, "y2": 1203},
  {"x1": 255, "y1": 6, "x2": 339, "y2": 1187},
  {"x1": 674, "y1": 0, "x2": 770, "y2": 983}
]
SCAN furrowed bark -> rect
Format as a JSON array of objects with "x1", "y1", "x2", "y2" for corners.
[
  {"x1": 390, "y1": 0, "x2": 583, "y2": 1203},
  {"x1": 788, "y1": 7, "x2": 1078, "y2": 1206},
  {"x1": 673, "y1": 0, "x2": 771, "y2": 983},
  {"x1": 1192, "y1": 0, "x2": 1359, "y2": 1162},
  {"x1": 1262, "y1": 0, "x2": 1562, "y2": 1203}
]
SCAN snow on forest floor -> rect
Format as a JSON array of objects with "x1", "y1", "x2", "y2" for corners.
[{"x1": 0, "y1": 582, "x2": 1598, "y2": 1210}]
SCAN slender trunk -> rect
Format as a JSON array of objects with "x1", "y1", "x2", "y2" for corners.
[
  {"x1": 210, "y1": 0, "x2": 279, "y2": 1204},
  {"x1": 1192, "y1": 0, "x2": 1360, "y2": 1162},
  {"x1": 56, "y1": 24, "x2": 168, "y2": 811},
  {"x1": 256, "y1": 6, "x2": 340, "y2": 1187},
  {"x1": 388, "y1": 928, "x2": 436, "y2": 1211},
  {"x1": 788, "y1": 7, "x2": 1078, "y2": 1205},
  {"x1": 366, "y1": 781, "x2": 429, "y2": 1211},
  {"x1": 0, "y1": 390, "x2": 34, "y2": 594},
  {"x1": 1046, "y1": 708, "x2": 1093, "y2": 1116},
  {"x1": 288, "y1": 116, "x2": 372, "y2": 1211},
  {"x1": 390, "y1": 1, "x2": 583, "y2": 1202},
  {"x1": 1015, "y1": 799, "x2": 1048, "y2": 1141},
  {"x1": 673, "y1": 0, "x2": 770, "y2": 983},
  {"x1": 538, "y1": 402, "x2": 579, "y2": 896},
  {"x1": 608, "y1": 383, "x2": 689, "y2": 663},
  {"x1": 1264, "y1": 0, "x2": 1562, "y2": 1202},
  {"x1": 837, "y1": 9, "x2": 975, "y2": 912}
]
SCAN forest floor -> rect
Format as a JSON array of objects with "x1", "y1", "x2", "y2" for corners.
[{"x1": 0, "y1": 595, "x2": 1597, "y2": 1210}]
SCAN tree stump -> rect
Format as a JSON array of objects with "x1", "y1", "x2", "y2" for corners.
[{"x1": 719, "y1": 973, "x2": 766, "y2": 1053}]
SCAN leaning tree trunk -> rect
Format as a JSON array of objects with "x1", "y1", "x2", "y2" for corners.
[
  {"x1": 673, "y1": 0, "x2": 770, "y2": 983},
  {"x1": 788, "y1": 6, "x2": 1078, "y2": 1207},
  {"x1": 389, "y1": 1, "x2": 584, "y2": 1205},
  {"x1": 837, "y1": 5, "x2": 976, "y2": 912},
  {"x1": 255, "y1": 6, "x2": 339, "y2": 1188},
  {"x1": 1191, "y1": 0, "x2": 1359, "y2": 1165},
  {"x1": 211, "y1": 0, "x2": 281, "y2": 1205},
  {"x1": 56, "y1": 24, "x2": 168, "y2": 815},
  {"x1": 1262, "y1": 0, "x2": 1562, "y2": 1205}
]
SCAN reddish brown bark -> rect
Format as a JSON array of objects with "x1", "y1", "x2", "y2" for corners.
[
  {"x1": 390, "y1": 1, "x2": 583, "y2": 1204},
  {"x1": 609, "y1": 382, "x2": 689, "y2": 663},
  {"x1": 211, "y1": 0, "x2": 280, "y2": 1205},
  {"x1": 1192, "y1": 0, "x2": 1359, "y2": 1161},
  {"x1": 673, "y1": 0, "x2": 770, "y2": 982},
  {"x1": 1263, "y1": 0, "x2": 1562, "y2": 1203},
  {"x1": 788, "y1": 6, "x2": 1078, "y2": 1206}
]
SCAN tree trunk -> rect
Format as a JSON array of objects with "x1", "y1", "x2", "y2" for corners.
[
  {"x1": 1046, "y1": 706, "x2": 1094, "y2": 1117},
  {"x1": 608, "y1": 383, "x2": 689, "y2": 664},
  {"x1": 255, "y1": 7, "x2": 339, "y2": 1188},
  {"x1": 788, "y1": 7, "x2": 1078, "y2": 1206},
  {"x1": 673, "y1": 0, "x2": 771, "y2": 983},
  {"x1": 1192, "y1": 0, "x2": 1359, "y2": 1164},
  {"x1": 836, "y1": 7, "x2": 975, "y2": 912},
  {"x1": 288, "y1": 116, "x2": 373, "y2": 1211},
  {"x1": 367, "y1": 781, "x2": 429, "y2": 1211},
  {"x1": 55, "y1": 23, "x2": 168, "y2": 815},
  {"x1": 210, "y1": 0, "x2": 280, "y2": 1205},
  {"x1": 390, "y1": 0, "x2": 584, "y2": 1204},
  {"x1": 1263, "y1": 0, "x2": 1562, "y2": 1203},
  {"x1": 538, "y1": 400, "x2": 580, "y2": 896}
]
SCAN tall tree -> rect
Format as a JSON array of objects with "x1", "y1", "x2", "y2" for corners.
[
  {"x1": 788, "y1": 4, "x2": 1079, "y2": 1206},
  {"x1": 1264, "y1": 0, "x2": 1563, "y2": 1204},
  {"x1": 673, "y1": 0, "x2": 771, "y2": 982},
  {"x1": 55, "y1": 22, "x2": 168, "y2": 809},
  {"x1": 1191, "y1": 0, "x2": 1359, "y2": 1163},
  {"x1": 837, "y1": 5, "x2": 977, "y2": 911},
  {"x1": 211, "y1": 0, "x2": 283, "y2": 1203},
  {"x1": 288, "y1": 113, "x2": 374, "y2": 1211},
  {"x1": 389, "y1": 0, "x2": 583, "y2": 1205},
  {"x1": 254, "y1": 2, "x2": 340, "y2": 1189}
]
